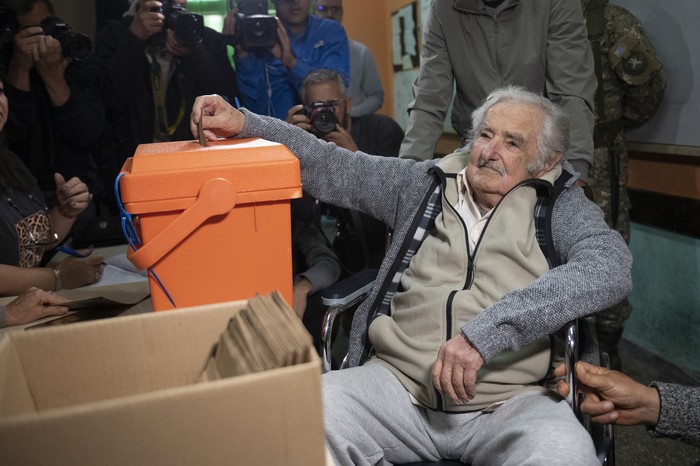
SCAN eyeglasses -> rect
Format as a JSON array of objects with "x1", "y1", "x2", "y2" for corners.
[
  {"x1": 315, "y1": 5, "x2": 343, "y2": 14},
  {"x1": 115, "y1": 173, "x2": 176, "y2": 307}
]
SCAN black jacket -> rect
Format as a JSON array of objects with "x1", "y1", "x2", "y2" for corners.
[{"x1": 95, "y1": 17, "x2": 239, "y2": 203}]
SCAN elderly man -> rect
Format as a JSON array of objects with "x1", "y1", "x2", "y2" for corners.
[{"x1": 192, "y1": 86, "x2": 632, "y2": 465}]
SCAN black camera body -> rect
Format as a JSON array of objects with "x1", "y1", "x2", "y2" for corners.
[
  {"x1": 234, "y1": 0, "x2": 277, "y2": 49},
  {"x1": 0, "y1": 7, "x2": 19, "y2": 42},
  {"x1": 40, "y1": 16, "x2": 92, "y2": 60},
  {"x1": 152, "y1": 0, "x2": 204, "y2": 47},
  {"x1": 301, "y1": 102, "x2": 338, "y2": 135}
]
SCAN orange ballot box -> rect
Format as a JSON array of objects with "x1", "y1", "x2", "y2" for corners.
[{"x1": 117, "y1": 138, "x2": 302, "y2": 311}]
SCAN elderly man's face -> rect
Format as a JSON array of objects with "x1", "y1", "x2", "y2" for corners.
[{"x1": 466, "y1": 101, "x2": 546, "y2": 211}]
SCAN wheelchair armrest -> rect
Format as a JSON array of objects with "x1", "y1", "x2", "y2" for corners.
[
  {"x1": 321, "y1": 269, "x2": 377, "y2": 372},
  {"x1": 321, "y1": 268, "x2": 378, "y2": 306}
]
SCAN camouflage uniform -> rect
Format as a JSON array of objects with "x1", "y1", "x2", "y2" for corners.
[{"x1": 583, "y1": 0, "x2": 666, "y2": 367}]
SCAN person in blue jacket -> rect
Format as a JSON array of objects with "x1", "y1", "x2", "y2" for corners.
[{"x1": 225, "y1": 0, "x2": 349, "y2": 120}]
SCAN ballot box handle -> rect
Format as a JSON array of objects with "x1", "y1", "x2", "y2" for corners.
[{"x1": 127, "y1": 178, "x2": 237, "y2": 270}]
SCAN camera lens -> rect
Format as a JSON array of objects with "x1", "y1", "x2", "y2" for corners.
[
  {"x1": 311, "y1": 108, "x2": 337, "y2": 135},
  {"x1": 65, "y1": 33, "x2": 92, "y2": 60}
]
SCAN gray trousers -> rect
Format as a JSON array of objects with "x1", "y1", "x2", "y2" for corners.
[{"x1": 324, "y1": 363, "x2": 598, "y2": 466}]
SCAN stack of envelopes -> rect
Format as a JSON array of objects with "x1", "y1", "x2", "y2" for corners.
[{"x1": 200, "y1": 291, "x2": 314, "y2": 380}]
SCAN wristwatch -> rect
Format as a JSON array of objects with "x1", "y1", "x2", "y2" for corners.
[{"x1": 52, "y1": 267, "x2": 62, "y2": 291}]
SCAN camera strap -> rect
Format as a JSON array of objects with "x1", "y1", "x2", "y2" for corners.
[{"x1": 148, "y1": 47, "x2": 186, "y2": 140}]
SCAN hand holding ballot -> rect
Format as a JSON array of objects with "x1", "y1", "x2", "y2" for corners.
[{"x1": 190, "y1": 95, "x2": 246, "y2": 141}]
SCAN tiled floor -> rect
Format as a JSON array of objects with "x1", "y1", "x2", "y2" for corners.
[{"x1": 613, "y1": 339, "x2": 699, "y2": 465}]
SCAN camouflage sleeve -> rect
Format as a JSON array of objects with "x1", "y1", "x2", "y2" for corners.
[{"x1": 607, "y1": 5, "x2": 667, "y2": 129}]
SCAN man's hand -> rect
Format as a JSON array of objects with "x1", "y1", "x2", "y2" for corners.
[
  {"x1": 5, "y1": 287, "x2": 68, "y2": 326},
  {"x1": 432, "y1": 332, "x2": 484, "y2": 405},
  {"x1": 271, "y1": 17, "x2": 296, "y2": 69},
  {"x1": 554, "y1": 361, "x2": 660, "y2": 426},
  {"x1": 130, "y1": 0, "x2": 165, "y2": 41},
  {"x1": 223, "y1": 10, "x2": 250, "y2": 59},
  {"x1": 323, "y1": 125, "x2": 359, "y2": 152},
  {"x1": 191, "y1": 94, "x2": 245, "y2": 141},
  {"x1": 286, "y1": 104, "x2": 312, "y2": 131}
]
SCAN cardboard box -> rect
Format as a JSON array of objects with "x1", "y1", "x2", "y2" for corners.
[
  {"x1": 117, "y1": 138, "x2": 302, "y2": 311},
  {"x1": 0, "y1": 301, "x2": 325, "y2": 466}
]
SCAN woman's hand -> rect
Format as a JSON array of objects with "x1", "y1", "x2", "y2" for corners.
[
  {"x1": 54, "y1": 173, "x2": 91, "y2": 219},
  {"x1": 55, "y1": 252, "x2": 105, "y2": 289}
]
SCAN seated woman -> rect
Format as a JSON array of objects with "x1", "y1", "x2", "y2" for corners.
[{"x1": 0, "y1": 78, "x2": 104, "y2": 296}]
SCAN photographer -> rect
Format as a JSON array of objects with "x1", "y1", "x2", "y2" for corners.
[
  {"x1": 286, "y1": 68, "x2": 402, "y2": 156},
  {"x1": 95, "y1": 0, "x2": 239, "y2": 207},
  {"x1": 286, "y1": 69, "x2": 403, "y2": 273},
  {"x1": 0, "y1": 0, "x2": 105, "y2": 212},
  {"x1": 225, "y1": 0, "x2": 349, "y2": 120}
]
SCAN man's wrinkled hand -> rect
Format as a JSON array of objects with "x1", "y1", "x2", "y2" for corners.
[
  {"x1": 190, "y1": 94, "x2": 245, "y2": 140},
  {"x1": 431, "y1": 332, "x2": 484, "y2": 405}
]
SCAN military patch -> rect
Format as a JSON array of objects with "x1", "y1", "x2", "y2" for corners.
[
  {"x1": 609, "y1": 36, "x2": 661, "y2": 86},
  {"x1": 622, "y1": 51, "x2": 647, "y2": 75}
]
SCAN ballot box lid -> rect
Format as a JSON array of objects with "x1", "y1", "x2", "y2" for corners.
[{"x1": 119, "y1": 138, "x2": 302, "y2": 214}]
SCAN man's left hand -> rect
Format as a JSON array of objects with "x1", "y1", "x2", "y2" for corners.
[
  {"x1": 324, "y1": 125, "x2": 358, "y2": 152},
  {"x1": 271, "y1": 17, "x2": 296, "y2": 69},
  {"x1": 432, "y1": 332, "x2": 485, "y2": 405},
  {"x1": 285, "y1": 104, "x2": 312, "y2": 131}
]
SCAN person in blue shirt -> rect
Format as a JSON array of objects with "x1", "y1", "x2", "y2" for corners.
[{"x1": 225, "y1": 0, "x2": 350, "y2": 119}]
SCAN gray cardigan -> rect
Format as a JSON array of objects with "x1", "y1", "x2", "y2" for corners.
[{"x1": 240, "y1": 110, "x2": 632, "y2": 368}]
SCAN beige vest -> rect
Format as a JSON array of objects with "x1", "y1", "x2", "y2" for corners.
[{"x1": 369, "y1": 151, "x2": 562, "y2": 411}]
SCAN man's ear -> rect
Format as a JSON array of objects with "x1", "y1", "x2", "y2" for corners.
[
  {"x1": 345, "y1": 96, "x2": 352, "y2": 115},
  {"x1": 539, "y1": 151, "x2": 563, "y2": 175}
]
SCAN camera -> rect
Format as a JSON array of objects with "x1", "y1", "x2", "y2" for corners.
[
  {"x1": 152, "y1": 0, "x2": 204, "y2": 47},
  {"x1": 0, "y1": 7, "x2": 19, "y2": 42},
  {"x1": 301, "y1": 102, "x2": 338, "y2": 135},
  {"x1": 232, "y1": 0, "x2": 277, "y2": 49},
  {"x1": 40, "y1": 17, "x2": 92, "y2": 60}
]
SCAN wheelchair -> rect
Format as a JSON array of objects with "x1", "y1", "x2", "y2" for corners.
[{"x1": 320, "y1": 270, "x2": 615, "y2": 466}]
